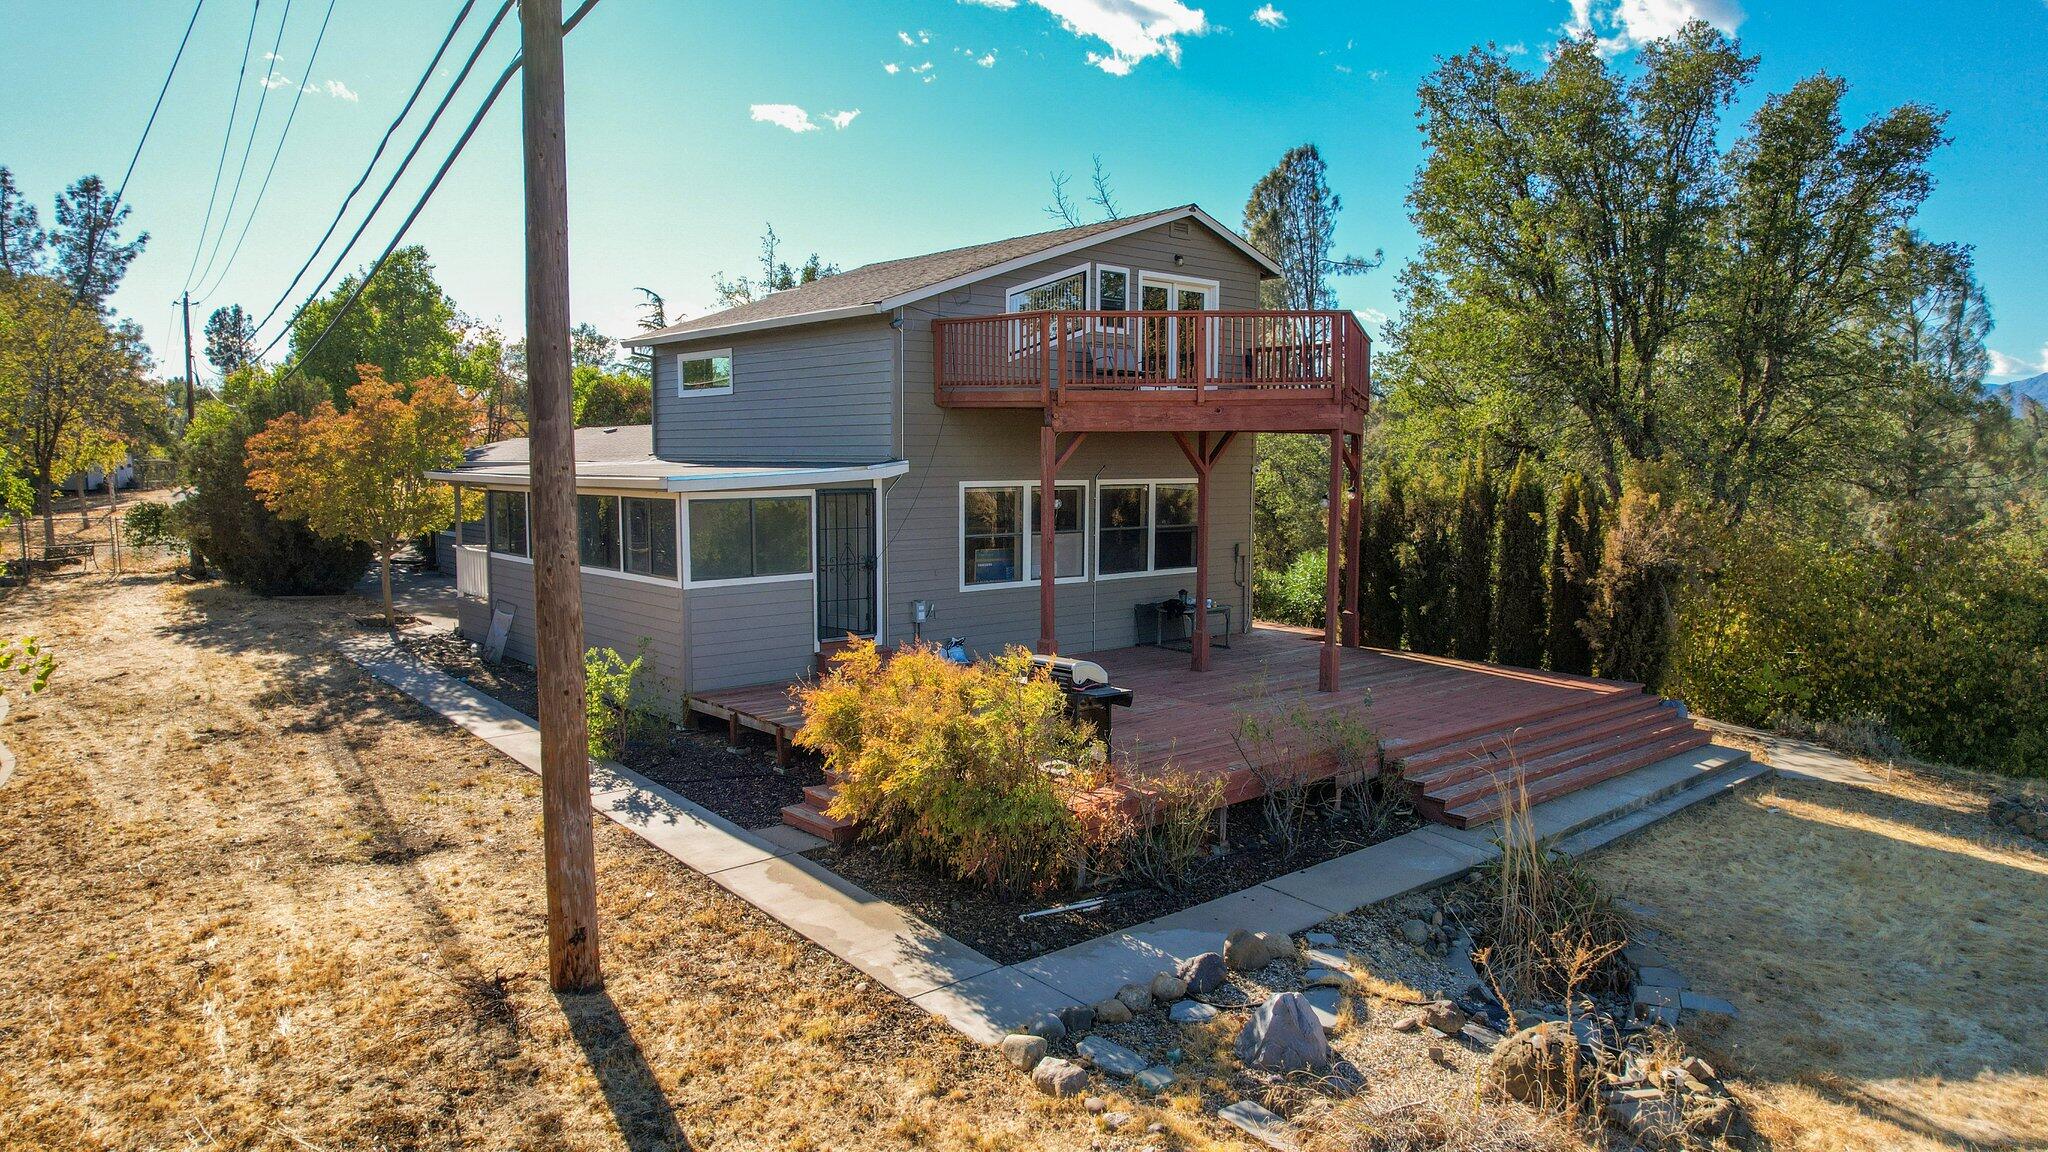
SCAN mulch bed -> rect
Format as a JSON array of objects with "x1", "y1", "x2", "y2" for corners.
[
  {"x1": 397, "y1": 626, "x2": 1419, "y2": 966},
  {"x1": 811, "y1": 801, "x2": 1421, "y2": 965},
  {"x1": 396, "y1": 629, "x2": 812, "y2": 831}
]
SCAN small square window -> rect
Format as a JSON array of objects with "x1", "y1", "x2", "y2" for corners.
[{"x1": 677, "y1": 350, "x2": 732, "y2": 395}]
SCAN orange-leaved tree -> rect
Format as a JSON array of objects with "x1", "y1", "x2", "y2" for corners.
[{"x1": 247, "y1": 365, "x2": 479, "y2": 628}]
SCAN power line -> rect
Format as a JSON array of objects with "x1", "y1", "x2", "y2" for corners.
[
  {"x1": 250, "y1": 0, "x2": 490, "y2": 341},
  {"x1": 276, "y1": 0, "x2": 602, "y2": 386},
  {"x1": 183, "y1": 0, "x2": 265, "y2": 294},
  {"x1": 192, "y1": 0, "x2": 339, "y2": 304},
  {"x1": 190, "y1": 0, "x2": 297, "y2": 298},
  {"x1": 114, "y1": 0, "x2": 209, "y2": 211}
]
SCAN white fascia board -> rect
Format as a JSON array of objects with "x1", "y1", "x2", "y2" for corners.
[
  {"x1": 427, "y1": 469, "x2": 674, "y2": 491},
  {"x1": 622, "y1": 304, "x2": 877, "y2": 348},
  {"x1": 663, "y1": 460, "x2": 909, "y2": 493}
]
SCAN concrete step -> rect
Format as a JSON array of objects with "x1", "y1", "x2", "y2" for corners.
[
  {"x1": 1549, "y1": 756, "x2": 1773, "y2": 857},
  {"x1": 780, "y1": 801, "x2": 858, "y2": 845}
]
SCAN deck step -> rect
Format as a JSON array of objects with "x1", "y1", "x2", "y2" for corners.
[
  {"x1": 1398, "y1": 694, "x2": 1669, "y2": 777},
  {"x1": 1407, "y1": 708, "x2": 1690, "y2": 797},
  {"x1": 1425, "y1": 718, "x2": 1705, "y2": 811},
  {"x1": 1432, "y1": 729, "x2": 1715, "y2": 828},
  {"x1": 802, "y1": 783, "x2": 839, "y2": 809},
  {"x1": 1402, "y1": 697, "x2": 1676, "y2": 785},
  {"x1": 780, "y1": 801, "x2": 858, "y2": 845}
]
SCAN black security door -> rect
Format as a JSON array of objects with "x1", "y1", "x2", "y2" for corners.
[{"x1": 816, "y1": 488, "x2": 877, "y2": 640}]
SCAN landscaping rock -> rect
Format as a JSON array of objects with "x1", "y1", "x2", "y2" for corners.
[
  {"x1": 1631, "y1": 984, "x2": 1681, "y2": 1027},
  {"x1": 1115, "y1": 982, "x2": 1154, "y2": 1014},
  {"x1": 1991, "y1": 795, "x2": 2048, "y2": 842},
  {"x1": 1419, "y1": 1000, "x2": 1469, "y2": 1037},
  {"x1": 1093, "y1": 997, "x2": 1133, "y2": 1024},
  {"x1": 1000, "y1": 1033, "x2": 1046, "y2": 1073},
  {"x1": 1169, "y1": 1000, "x2": 1218, "y2": 1025},
  {"x1": 1304, "y1": 931, "x2": 1338, "y2": 947},
  {"x1": 1083, "y1": 1095, "x2": 1105, "y2": 1113},
  {"x1": 1077, "y1": 1035, "x2": 1149, "y2": 1078},
  {"x1": 1150, "y1": 972, "x2": 1188, "y2": 1003},
  {"x1": 1224, "y1": 929, "x2": 1269, "y2": 970},
  {"x1": 1102, "y1": 1110, "x2": 1132, "y2": 1130},
  {"x1": 1606, "y1": 1087, "x2": 1683, "y2": 1142},
  {"x1": 1234, "y1": 991, "x2": 1332, "y2": 1072},
  {"x1": 1135, "y1": 1065, "x2": 1176, "y2": 1094},
  {"x1": 1027, "y1": 1013, "x2": 1067, "y2": 1041},
  {"x1": 1637, "y1": 966, "x2": 1691, "y2": 990},
  {"x1": 1681, "y1": 1056, "x2": 1718, "y2": 1082},
  {"x1": 1487, "y1": 1021, "x2": 1581, "y2": 1106},
  {"x1": 1445, "y1": 932, "x2": 1483, "y2": 996},
  {"x1": 1302, "y1": 946, "x2": 1350, "y2": 971},
  {"x1": 1680, "y1": 992, "x2": 1739, "y2": 1021},
  {"x1": 1031, "y1": 1057, "x2": 1087, "y2": 1097},
  {"x1": 1621, "y1": 941, "x2": 1668, "y2": 970},
  {"x1": 1256, "y1": 932, "x2": 1297, "y2": 961},
  {"x1": 1302, "y1": 985, "x2": 1345, "y2": 1031},
  {"x1": 1399, "y1": 918, "x2": 1431, "y2": 945},
  {"x1": 1303, "y1": 966, "x2": 1353, "y2": 989},
  {"x1": 1056, "y1": 1004, "x2": 1095, "y2": 1035},
  {"x1": 1218, "y1": 1100, "x2": 1300, "y2": 1152},
  {"x1": 1178, "y1": 951, "x2": 1227, "y2": 993}
]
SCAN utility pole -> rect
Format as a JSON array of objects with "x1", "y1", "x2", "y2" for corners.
[
  {"x1": 521, "y1": 0, "x2": 602, "y2": 992},
  {"x1": 180, "y1": 291, "x2": 204, "y2": 578}
]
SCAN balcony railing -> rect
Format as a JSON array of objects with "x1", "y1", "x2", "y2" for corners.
[{"x1": 933, "y1": 309, "x2": 1370, "y2": 412}]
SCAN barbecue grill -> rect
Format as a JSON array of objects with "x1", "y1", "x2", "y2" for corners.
[{"x1": 1029, "y1": 654, "x2": 1134, "y2": 739}]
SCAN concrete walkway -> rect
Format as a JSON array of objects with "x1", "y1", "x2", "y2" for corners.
[{"x1": 338, "y1": 627, "x2": 1764, "y2": 1045}]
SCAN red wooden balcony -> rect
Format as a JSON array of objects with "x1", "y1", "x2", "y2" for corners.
[{"x1": 933, "y1": 309, "x2": 1371, "y2": 432}]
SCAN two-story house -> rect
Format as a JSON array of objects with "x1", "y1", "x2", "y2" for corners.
[{"x1": 430, "y1": 204, "x2": 1373, "y2": 708}]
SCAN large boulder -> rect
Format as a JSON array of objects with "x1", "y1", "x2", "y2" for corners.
[
  {"x1": 1178, "y1": 951, "x2": 1228, "y2": 993},
  {"x1": 1224, "y1": 929, "x2": 1270, "y2": 971},
  {"x1": 1486, "y1": 1021, "x2": 1583, "y2": 1106},
  {"x1": 1234, "y1": 991, "x2": 1332, "y2": 1072},
  {"x1": 1032, "y1": 1057, "x2": 1089, "y2": 1097},
  {"x1": 1000, "y1": 1033, "x2": 1046, "y2": 1073}
]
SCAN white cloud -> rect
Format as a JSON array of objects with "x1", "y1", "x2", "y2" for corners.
[
  {"x1": 988, "y1": 0, "x2": 1208, "y2": 75},
  {"x1": 1565, "y1": 0, "x2": 1743, "y2": 55},
  {"x1": 262, "y1": 51, "x2": 284, "y2": 62},
  {"x1": 750, "y1": 103, "x2": 821, "y2": 132},
  {"x1": 975, "y1": 49, "x2": 999, "y2": 66},
  {"x1": 911, "y1": 61, "x2": 934, "y2": 73},
  {"x1": 1989, "y1": 345, "x2": 2048, "y2": 380},
  {"x1": 883, "y1": 61, "x2": 901, "y2": 73},
  {"x1": 958, "y1": 0, "x2": 1019, "y2": 6},
  {"x1": 898, "y1": 28, "x2": 931, "y2": 46},
  {"x1": 1502, "y1": 41, "x2": 1529, "y2": 55},
  {"x1": 259, "y1": 71, "x2": 295, "y2": 90},
  {"x1": 825, "y1": 109, "x2": 861, "y2": 129},
  {"x1": 1250, "y1": 4, "x2": 1285, "y2": 29},
  {"x1": 323, "y1": 79, "x2": 358, "y2": 101}
]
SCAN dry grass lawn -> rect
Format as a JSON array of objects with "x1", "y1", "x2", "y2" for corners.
[
  {"x1": 1584, "y1": 754, "x2": 2048, "y2": 1152},
  {"x1": 0, "y1": 569, "x2": 1240, "y2": 1151}
]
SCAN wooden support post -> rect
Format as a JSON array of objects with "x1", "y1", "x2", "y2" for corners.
[
  {"x1": 1319, "y1": 427, "x2": 1342, "y2": 692},
  {"x1": 1192, "y1": 432, "x2": 1211, "y2": 672},
  {"x1": 521, "y1": 0, "x2": 601, "y2": 994},
  {"x1": 1342, "y1": 432, "x2": 1363, "y2": 647},
  {"x1": 1037, "y1": 421, "x2": 1058, "y2": 654}
]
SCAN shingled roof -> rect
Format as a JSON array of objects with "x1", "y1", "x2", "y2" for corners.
[{"x1": 626, "y1": 204, "x2": 1278, "y2": 347}]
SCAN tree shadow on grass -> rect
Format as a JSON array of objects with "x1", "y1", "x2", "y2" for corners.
[{"x1": 555, "y1": 988, "x2": 693, "y2": 1151}]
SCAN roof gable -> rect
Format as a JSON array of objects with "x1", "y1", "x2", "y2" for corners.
[{"x1": 626, "y1": 205, "x2": 1278, "y2": 347}]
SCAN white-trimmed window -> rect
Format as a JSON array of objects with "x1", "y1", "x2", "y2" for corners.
[
  {"x1": 487, "y1": 490, "x2": 528, "y2": 557},
  {"x1": 686, "y1": 494, "x2": 810, "y2": 585},
  {"x1": 577, "y1": 495, "x2": 621, "y2": 569},
  {"x1": 623, "y1": 496, "x2": 679, "y2": 579},
  {"x1": 961, "y1": 483, "x2": 1085, "y2": 589},
  {"x1": 1095, "y1": 265, "x2": 1129, "y2": 312},
  {"x1": 1097, "y1": 481, "x2": 1198, "y2": 577},
  {"x1": 674, "y1": 348, "x2": 733, "y2": 397},
  {"x1": 1006, "y1": 265, "x2": 1089, "y2": 313}
]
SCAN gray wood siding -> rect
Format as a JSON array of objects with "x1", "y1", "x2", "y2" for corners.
[
  {"x1": 685, "y1": 578, "x2": 816, "y2": 691},
  {"x1": 878, "y1": 219, "x2": 1266, "y2": 654},
  {"x1": 480, "y1": 556, "x2": 688, "y2": 714},
  {"x1": 651, "y1": 316, "x2": 895, "y2": 464}
]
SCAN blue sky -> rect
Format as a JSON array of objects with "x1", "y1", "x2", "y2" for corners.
[{"x1": 3, "y1": 0, "x2": 2045, "y2": 383}]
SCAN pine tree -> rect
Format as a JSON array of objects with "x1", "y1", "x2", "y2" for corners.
[
  {"x1": 1450, "y1": 457, "x2": 1495, "y2": 660},
  {"x1": 1361, "y1": 467, "x2": 1404, "y2": 647},
  {"x1": 1493, "y1": 457, "x2": 1548, "y2": 668},
  {"x1": 1546, "y1": 473, "x2": 1601, "y2": 675}
]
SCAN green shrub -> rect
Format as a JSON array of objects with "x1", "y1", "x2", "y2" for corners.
[
  {"x1": 1494, "y1": 457, "x2": 1547, "y2": 668},
  {"x1": 794, "y1": 639, "x2": 1104, "y2": 894},
  {"x1": 1360, "y1": 468, "x2": 1404, "y2": 647},
  {"x1": 584, "y1": 645, "x2": 645, "y2": 759},
  {"x1": 1451, "y1": 457, "x2": 1496, "y2": 660},
  {"x1": 1254, "y1": 547, "x2": 1328, "y2": 628},
  {"x1": 1402, "y1": 488, "x2": 1456, "y2": 655},
  {"x1": 1668, "y1": 518, "x2": 2048, "y2": 775},
  {"x1": 1545, "y1": 473, "x2": 1601, "y2": 675},
  {"x1": 120, "y1": 499, "x2": 183, "y2": 550}
]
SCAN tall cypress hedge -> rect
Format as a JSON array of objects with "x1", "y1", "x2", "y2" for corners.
[
  {"x1": 1450, "y1": 457, "x2": 1495, "y2": 661},
  {"x1": 1361, "y1": 468, "x2": 1404, "y2": 647},
  {"x1": 1546, "y1": 473, "x2": 1601, "y2": 675},
  {"x1": 1494, "y1": 457, "x2": 1548, "y2": 668}
]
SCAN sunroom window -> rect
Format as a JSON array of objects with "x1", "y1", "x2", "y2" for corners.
[
  {"x1": 487, "y1": 490, "x2": 528, "y2": 557},
  {"x1": 1006, "y1": 268, "x2": 1087, "y2": 313},
  {"x1": 688, "y1": 495, "x2": 807, "y2": 584}
]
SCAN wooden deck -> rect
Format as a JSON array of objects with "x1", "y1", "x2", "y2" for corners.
[{"x1": 691, "y1": 625, "x2": 1710, "y2": 830}]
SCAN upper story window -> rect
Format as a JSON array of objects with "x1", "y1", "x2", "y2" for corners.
[
  {"x1": 675, "y1": 348, "x2": 733, "y2": 397},
  {"x1": 687, "y1": 495, "x2": 809, "y2": 585},
  {"x1": 487, "y1": 490, "x2": 528, "y2": 557},
  {"x1": 1006, "y1": 265, "x2": 1088, "y2": 313}
]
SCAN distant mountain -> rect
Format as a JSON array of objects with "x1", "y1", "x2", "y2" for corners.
[{"x1": 1989, "y1": 371, "x2": 2048, "y2": 414}]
